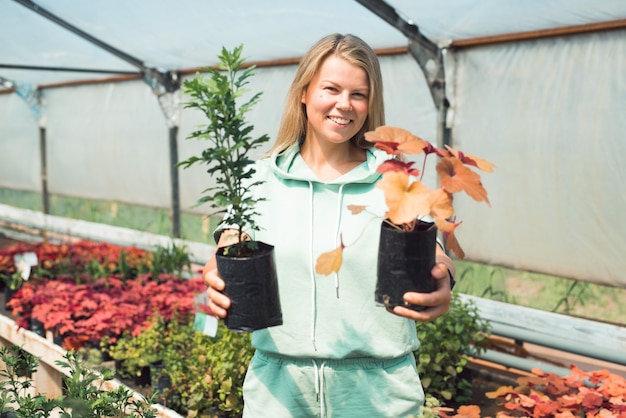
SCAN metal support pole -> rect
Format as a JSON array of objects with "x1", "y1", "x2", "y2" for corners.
[
  {"x1": 39, "y1": 126, "x2": 49, "y2": 215},
  {"x1": 436, "y1": 99, "x2": 452, "y2": 149},
  {"x1": 169, "y1": 126, "x2": 181, "y2": 238}
]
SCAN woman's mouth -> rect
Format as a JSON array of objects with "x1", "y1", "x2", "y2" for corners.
[{"x1": 328, "y1": 116, "x2": 351, "y2": 126}]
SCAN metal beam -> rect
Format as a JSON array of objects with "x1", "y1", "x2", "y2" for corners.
[
  {"x1": 11, "y1": 0, "x2": 180, "y2": 93},
  {"x1": 0, "y1": 63, "x2": 139, "y2": 75},
  {"x1": 354, "y1": 0, "x2": 446, "y2": 110},
  {"x1": 13, "y1": 0, "x2": 144, "y2": 70}
]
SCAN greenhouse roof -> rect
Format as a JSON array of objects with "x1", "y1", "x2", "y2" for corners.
[{"x1": 2, "y1": 0, "x2": 626, "y2": 87}]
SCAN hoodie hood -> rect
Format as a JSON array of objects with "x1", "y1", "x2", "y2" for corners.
[{"x1": 268, "y1": 143, "x2": 388, "y2": 186}]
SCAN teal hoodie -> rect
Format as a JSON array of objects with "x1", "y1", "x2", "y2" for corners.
[{"x1": 220, "y1": 144, "x2": 420, "y2": 359}]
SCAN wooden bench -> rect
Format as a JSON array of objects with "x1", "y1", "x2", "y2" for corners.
[{"x1": 460, "y1": 294, "x2": 626, "y2": 375}]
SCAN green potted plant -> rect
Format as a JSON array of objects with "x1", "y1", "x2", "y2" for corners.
[
  {"x1": 2, "y1": 271, "x2": 24, "y2": 309},
  {"x1": 414, "y1": 292, "x2": 491, "y2": 405},
  {"x1": 162, "y1": 320, "x2": 254, "y2": 417},
  {"x1": 0, "y1": 345, "x2": 158, "y2": 418},
  {"x1": 107, "y1": 315, "x2": 175, "y2": 387},
  {"x1": 179, "y1": 45, "x2": 282, "y2": 332},
  {"x1": 316, "y1": 126, "x2": 495, "y2": 310}
]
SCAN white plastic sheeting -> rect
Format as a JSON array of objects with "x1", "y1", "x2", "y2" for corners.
[
  {"x1": 1, "y1": 1, "x2": 626, "y2": 287},
  {"x1": 0, "y1": 54, "x2": 436, "y2": 210},
  {"x1": 451, "y1": 29, "x2": 626, "y2": 286}
]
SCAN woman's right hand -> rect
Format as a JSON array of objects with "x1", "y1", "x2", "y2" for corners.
[
  {"x1": 203, "y1": 229, "x2": 247, "y2": 318},
  {"x1": 204, "y1": 266, "x2": 231, "y2": 319}
]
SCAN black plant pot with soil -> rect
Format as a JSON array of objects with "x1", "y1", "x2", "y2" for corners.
[
  {"x1": 150, "y1": 360, "x2": 172, "y2": 403},
  {"x1": 216, "y1": 241, "x2": 283, "y2": 332},
  {"x1": 375, "y1": 220, "x2": 437, "y2": 311},
  {"x1": 29, "y1": 318, "x2": 46, "y2": 337},
  {"x1": 134, "y1": 366, "x2": 151, "y2": 387},
  {"x1": 4, "y1": 287, "x2": 17, "y2": 310}
]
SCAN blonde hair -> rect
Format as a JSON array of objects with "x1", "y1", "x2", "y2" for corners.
[{"x1": 267, "y1": 33, "x2": 385, "y2": 156}]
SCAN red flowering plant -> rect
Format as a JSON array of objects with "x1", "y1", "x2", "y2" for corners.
[
  {"x1": 0, "y1": 240, "x2": 153, "y2": 284},
  {"x1": 38, "y1": 240, "x2": 153, "y2": 281},
  {"x1": 316, "y1": 126, "x2": 495, "y2": 274},
  {"x1": 7, "y1": 273, "x2": 207, "y2": 348}
]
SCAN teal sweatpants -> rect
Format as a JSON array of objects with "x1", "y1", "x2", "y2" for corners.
[{"x1": 242, "y1": 350, "x2": 424, "y2": 418}]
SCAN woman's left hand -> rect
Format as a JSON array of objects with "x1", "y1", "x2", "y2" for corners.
[{"x1": 391, "y1": 262, "x2": 452, "y2": 322}]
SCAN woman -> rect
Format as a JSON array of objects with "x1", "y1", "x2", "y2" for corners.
[{"x1": 204, "y1": 33, "x2": 454, "y2": 417}]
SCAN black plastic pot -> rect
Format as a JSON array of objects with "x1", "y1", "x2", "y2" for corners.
[
  {"x1": 216, "y1": 241, "x2": 282, "y2": 332},
  {"x1": 134, "y1": 366, "x2": 151, "y2": 387},
  {"x1": 4, "y1": 287, "x2": 17, "y2": 310},
  {"x1": 29, "y1": 318, "x2": 46, "y2": 337},
  {"x1": 150, "y1": 360, "x2": 172, "y2": 398},
  {"x1": 375, "y1": 220, "x2": 437, "y2": 311}
]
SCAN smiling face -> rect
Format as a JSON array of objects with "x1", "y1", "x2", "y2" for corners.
[{"x1": 301, "y1": 54, "x2": 370, "y2": 147}]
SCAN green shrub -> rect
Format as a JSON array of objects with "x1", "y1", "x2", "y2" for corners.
[
  {"x1": 0, "y1": 346, "x2": 57, "y2": 417},
  {"x1": 108, "y1": 315, "x2": 254, "y2": 417},
  {"x1": 414, "y1": 291, "x2": 491, "y2": 405},
  {"x1": 0, "y1": 345, "x2": 157, "y2": 418}
]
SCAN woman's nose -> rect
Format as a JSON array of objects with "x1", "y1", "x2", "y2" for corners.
[{"x1": 336, "y1": 93, "x2": 352, "y2": 111}]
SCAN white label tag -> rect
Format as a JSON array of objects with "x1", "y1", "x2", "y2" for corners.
[
  {"x1": 193, "y1": 312, "x2": 218, "y2": 337},
  {"x1": 14, "y1": 252, "x2": 38, "y2": 281}
]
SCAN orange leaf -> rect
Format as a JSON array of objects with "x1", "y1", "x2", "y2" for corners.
[
  {"x1": 531, "y1": 368, "x2": 546, "y2": 376},
  {"x1": 372, "y1": 141, "x2": 401, "y2": 155},
  {"x1": 429, "y1": 188, "x2": 454, "y2": 223},
  {"x1": 315, "y1": 246, "x2": 343, "y2": 276},
  {"x1": 456, "y1": 405, "x2": 481, "y2": 418},
  {"x1": 397, "y1": 138, "x2": 427, "y2": 155},
  {"x1": 517, "y1": 376, "x2": 548, "y2": 387},
  {"x1": 486, "y1": 385, "x2": 515, "y2": 398},
  {"x1": 517, "y1": 394, "x2": 536, "y2": 408},
  {"x1": 445, "y1": 145, "x2": 496, "y2": 173},
  {"x1": 437, "y1": 158, "x2": 490, "y2": 205},
  {"x1": 581, "y1": 392, "x2": 603, "y2": 409},
  {"x1": 347, "y1": 205, "x2": 367, "y2": 215},
  {"x1": 533, "y1": 399, "x2": 560, "y2": 417},
  {"x1": 365, "y1": 126, "x2": 427, "y2": 156},
  {"x1": 376, "y1": 171, "x2": 431, "y2": 225},
  {"x1": 442, "y1": 228, "x2": 465, "y2": 259},
  {"x1": 557, "y1": 394, "x2": 581, "y2": 408}
]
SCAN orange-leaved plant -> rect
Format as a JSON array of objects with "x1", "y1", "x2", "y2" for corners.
[
  {"x1": 482, "y1": 365, "x2": 626, "y2": 417},
  {"x1": 316, "y1": 126, "x2": 495, "y2": 275}
]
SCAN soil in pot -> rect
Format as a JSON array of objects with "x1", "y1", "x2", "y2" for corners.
[
  {"x1": 376, "y1": 220, "x2": 437, "y2": 311},
  {"x1": 216, "y1": 241, "x2": 282, "y2": 332}
]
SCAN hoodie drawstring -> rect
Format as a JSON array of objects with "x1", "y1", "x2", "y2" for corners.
[
  {"x1": 308, "y1": 181, "x2": 346, "y2": 351},
  {"x1": 308, "y1": 181, "x2": 317, "y2": 351},
  {"x1": 333, "y1": 184, "x2": 345, "y2": 299},
  {"x1": 312, "y1": 359, "x2": 327, "y2": 418}
]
